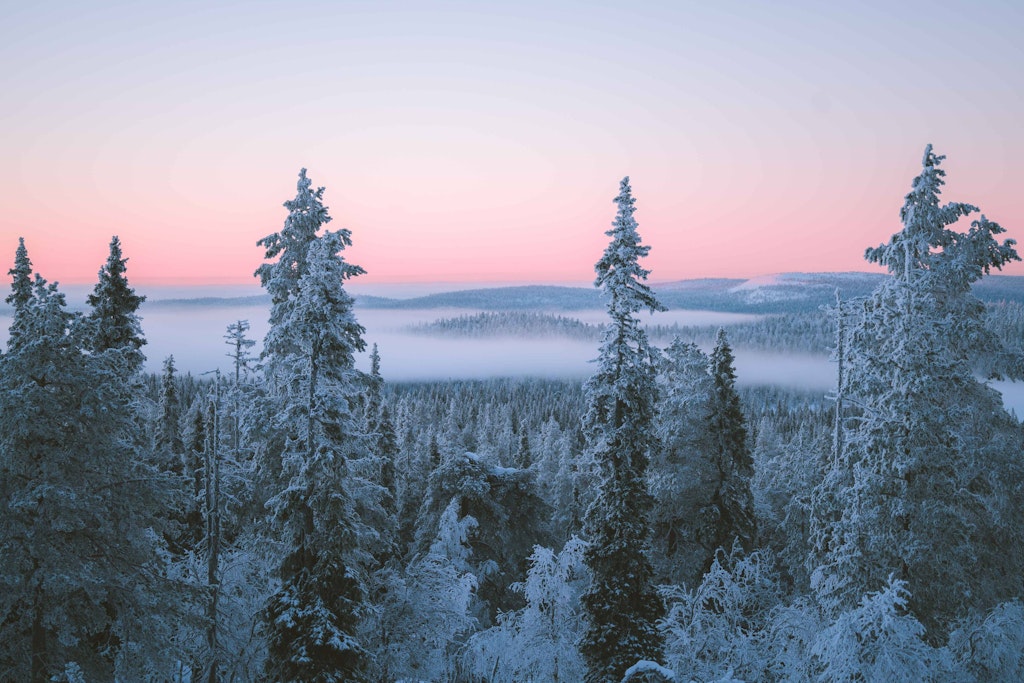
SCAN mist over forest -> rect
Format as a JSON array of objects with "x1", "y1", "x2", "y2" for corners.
[{"x1": 6, "y1": 153, "x2": 1024, "y2": 683}]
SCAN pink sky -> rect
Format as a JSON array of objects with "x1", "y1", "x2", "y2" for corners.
[{"x1": 2, "y1": 2, "x2": 1022, "y2": 286}]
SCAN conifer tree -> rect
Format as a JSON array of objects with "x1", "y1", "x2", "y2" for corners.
[
  {"x1": 649, "y1": 338, "x2": 715, "y2": 586},
  {"x1": 256, "y1": 168, "x2": 333, "y2": 366},
  {"x1": 376, "y1": 403, "x2": 400, "y2": 518},
  {"x1": 6, "y1": 237, "x2": 34, "y2": 352},
  {"x1": 812, "y1": 146, "x2": 1024, "y2": 638},
  {"x1": 223, "y1": 320, "x2": 255, "y2": 459},
  {"x1": 257, "y1": 171, "x2": 372, "y2": 681},
  {"x1": 181, "y1": 395, "x2": 208, "y2": 548},
  {"x1": 514, "y1": 430, "x2": 532, "y2": 469},
  {"x1": 6, "y1": 237, "x2": 31, "y2": 310},
  {"x1": 156, "y1": 355, "x2": 184, "y2": 467},
  {"x1": 580, "y1": 177, "x2": 666, "y2": 682},
  {"x1": 705, "y1": 328, "x2": 756, "y2": 558},
  {"x1": 85, "y1": 236, "x2": 146, "y2": 373},
  {"x1": 0, "y1": 274, "x2": 175, "y2": 680},
  {"x1": 365, "y1": 343, "x2": 383, "y2": 432}
]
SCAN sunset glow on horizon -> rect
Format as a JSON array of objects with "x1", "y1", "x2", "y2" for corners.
[{"x1": 2, "y1": 1, "x2": 1022, "y2": 287}]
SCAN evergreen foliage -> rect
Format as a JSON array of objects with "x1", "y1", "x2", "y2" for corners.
[
  {"x1": 705, "y1": 329, "x2": 757, "y2": 559},
  {"x1": 156, "y1": 355, "x2": 184, "y2": 463},
  {"x1": 0, "y1": 272, "x2": 175, "y2": 681},
  {"x1": 5, "y1": 237, "x2": 33, "y2": 351},
  {"x1": 580, "y1": 177, "x2": 666, "y2": 681},
  {"x1": 256, "y1": 171, "x2": 373, "y2": 681},
  {"x1": 649, "y1": 338, "x2": 715, "y2": 586},
  {"x1": 812, "y1": 146, "x2": 1024, "y2": 638},
  {"x1": 85, "y1": 236, "x2": 146, "y2": 373},
  {"x1": 6, "y1": 152, "x2": 1024, "y2": 680}
]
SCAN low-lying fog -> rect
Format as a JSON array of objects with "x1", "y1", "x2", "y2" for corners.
[{"x1": 1, "y1": 299, "x2": 1022, "y2": 417}]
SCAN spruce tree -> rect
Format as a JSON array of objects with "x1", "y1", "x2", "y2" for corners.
[
  {"x1": 256, "y1": 168, "x2": 332, "y2": 366},
  {"x1": 365, "y1": 343, "x2": 383, "y2": 432},
  {"x1": 6, "y1": 237, "x2": 34, "y2": 352},
  {"x1": 223, "y1": 320, "x2": 255, "y2": 458},
  {"x1": 812, "y1": 146, "x2": 1024, "y2": 638},
  {"x1": 156, "y1": 355, "x2": 184, "y2": 467},
  {"x1": 85, "y1": 236, "x2": 146, "y2": 373},
  {"x1": 377, "y1": 403, "x2": 400, "y2": 517},
  {"x1": 0, "y1": 275, "x2": 175, "y2": 680},
  {"x1": 649, "y1": 338, "x2": 714, "y2": 586},
  {"x1": 580, "y1": 177, "x2": 666, "y2": 682},
  {"x1": 705, "y1": 328, "x2": 756, "y2": 559},
  {"x1": 257, "y1": 171, "x2": 372, "y2": 681}
]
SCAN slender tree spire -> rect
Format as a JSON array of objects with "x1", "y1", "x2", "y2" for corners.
[
  {"x1": 6, "y1": 238, "x2": 34, "y2": 352},
  {"x1": 580, "y1": 177, "x2": 666, "y2": 682},
  {"x1": 6, "y1": 237, "x2": 32, "y2": 311},
  {"x1": 156, "y1": 355, "x2": 184, "y2": 465},
  {"x1": 258, "y1": 171, "x2": 371, "y2": 681},
  {"x1": 706, "y1": 328, "x2": 755, "y2": 558},
  {"x1": 86, "y1": 236, "x2": 146, "y2": 372}
]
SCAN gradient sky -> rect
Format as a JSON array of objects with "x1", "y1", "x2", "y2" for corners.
[{"x1": 2, "y1": 0, "x2": 1022, "y2": 285}]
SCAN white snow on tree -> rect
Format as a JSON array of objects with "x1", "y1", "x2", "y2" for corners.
[
  {"x1": 811, "y1": 146, "x2": 1024, "y2": 639},
  {"x1": 255, "y1": 171, "x2": 377, "y2": 681},
  {"x1": 580, "y1": 176, "x2": 667, "y2": 682},
  {"x1": 463, "y1": 536, "x2": 589, "y2": 682}
]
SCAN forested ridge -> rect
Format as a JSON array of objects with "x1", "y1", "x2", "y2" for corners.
[{"x1": 3, "y1": 149, "x2": 1024, "y2": 682}]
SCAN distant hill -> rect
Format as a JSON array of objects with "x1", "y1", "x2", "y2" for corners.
[
  {"x1": 353, "y1": 285, "x2": 603, "y2": 311},
  {"x1": 144, "y1": 294, "x2": 271, "y2": 309},
  {"x1": 347, "y1": 272, "x2": 1024, "y2": 314},
  {"x1": 28, "y1": 272, "x2": 1015, "y2": 317}
]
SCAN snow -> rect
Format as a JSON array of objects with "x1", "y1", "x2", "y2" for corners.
[{"x1": 623, "y1": 660, "x2": 677, "y2": 681}]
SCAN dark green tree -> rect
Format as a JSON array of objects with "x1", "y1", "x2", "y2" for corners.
[
  {"x1": 6, "y1": 237, "x2": 34, "y2": 352},
  {"x1": 85, "y1": 236, "x2": 146, "y2": 373},
  {"x1": 705, "y1": 328, "x2": 756, "y2": 561},
  {"x1": 156, "y1": 355, "x2": 184, "y2": 468},
  {"x1": 257, "y1": 171, "x2": 372, "y2": 681},
  {"x1": 0, "y1": 275, "x2": 175, "y2": 681},
  {"x1": 580, "y1": 177, "x2": 666, "y2": 682}
]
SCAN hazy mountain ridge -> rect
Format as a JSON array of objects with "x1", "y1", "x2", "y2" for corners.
[{"x1": 7, "y1": 272, "x2": 1020, "y2": 316}]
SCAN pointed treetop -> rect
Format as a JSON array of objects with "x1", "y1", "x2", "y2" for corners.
[
  {"x1": 86, "y1": 235, "x2": 146, "y2": 358},
  {"x1": 866, "y1": 146, "x2": 978, "y2": 282},
  {"x1": 370, "y1": 343, "x2": 381, "y2": 378},
  {"x1": 710, "y1": 328, "x2": 738, "y2": 385},
  {"x1": 256, "y1": 168, "x2": 342, "y2": 300},
  {"x1": 595, "y1": 176, "x2": 665, "y2": 319},
  {"x1": 224, "y1": 319, "x2": 256, "y2": 376},
  {"x1": 865, "y1": 146, "x2": 1018, "y2": 289},
  {"x1": 7, "y1": 237, "x2": 33, "y2": 311}
]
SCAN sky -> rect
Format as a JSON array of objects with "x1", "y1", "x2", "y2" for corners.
[{"x1": 1, "y1": 0, "x2": 1022, "y2": 286}]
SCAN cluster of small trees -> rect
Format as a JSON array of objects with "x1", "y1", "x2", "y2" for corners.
[{"x1": 2, "y1": 148, "x2": 1023, "y2": 682}]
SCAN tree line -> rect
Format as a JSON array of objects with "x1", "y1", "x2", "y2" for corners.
[{"x1": 3, "y1": 149, "x2": 1024, "y2": 681}]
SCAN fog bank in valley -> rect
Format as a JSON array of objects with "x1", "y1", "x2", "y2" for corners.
[{"x1": 3, "y1": 297, "x2": 1022, "y2": 415}]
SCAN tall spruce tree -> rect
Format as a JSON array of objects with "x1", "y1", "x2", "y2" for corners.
[
  {"x1": 705, "y1": 329, "x2": 756, "y2": 559},
  {"x1": 580, "y1": 177, "x2": 666, "y2": 682},
  {"x1": 156, "y1": 355, "x2": 184, "y2": 467},
  {"x1": 0, "y1": 272, "x2": 175, "y2": 681},
  {"x1": 257, "y1": 171, "x2": 372, "y2": 680},
  {"x1": 811, "y1": 146, "x2": 1024, "y2": 638},
  {"x1": 6, "y1": 237, "x2": 34, "y2": 352},
  {"x1": 365, "y1": 343, "x2": 383, "y2": 432},
  {"x1": 85, "y1": 236, "x2": 146, "y2": 373},
  {"x1": 256, "y1": 168, "x2": 331, "y2": 366}
]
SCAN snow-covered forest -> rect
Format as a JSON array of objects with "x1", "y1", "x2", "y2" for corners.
[{"x1": 4, "y1": 147, "x2": 1024, "y2": 682}]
